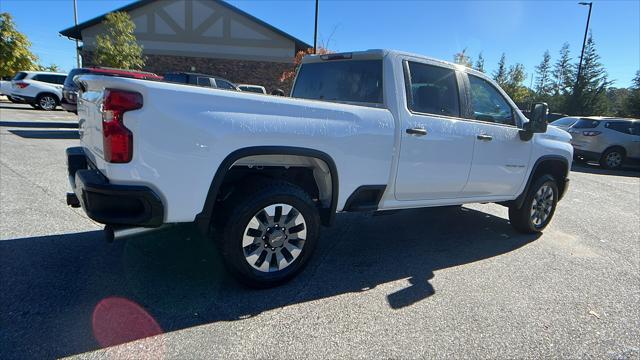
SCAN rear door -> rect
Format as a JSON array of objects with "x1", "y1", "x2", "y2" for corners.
[
  {"x1": 459, "y1": 73, "x2": 532, "y2": 197},
  {"x1": 394, "y1": 60, "x2": 475, "y2": 200}
]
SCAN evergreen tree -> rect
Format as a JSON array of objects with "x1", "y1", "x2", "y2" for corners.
[
  {"x1": 552, "y1": 43, "x2": 574, "y2": 96},
  {"x1": 503, "y1": 63, "x2": 529, "y2": 106},
  {"x1": 534, "y1": 50, "x2": 553, "y2": 97},
  {"x1": 453, "y1": 48, "x2": 473, "y2": 68},
  {"x1": 493, "y1": 53, "x2": 508, "y2": 87},
  {"x1": 622, "y1": 70, "x2": 640, "y2": 117},
  {"x1": 474, "y1": 52, "x2": 485, "y2": 73},
  {"x1": 569, "y1": 32, "x2": 612, "y2": 115},
  {"x1": 94, "y1": 12, "x2": 145, "y2": 70},
  {"x1": 0, "y1": 13, "x2": 38, "y2": 78}
]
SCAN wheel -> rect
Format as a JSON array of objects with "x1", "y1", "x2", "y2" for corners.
[
  {"x1": 600, "y1": 147, "x2": 625, "y2": 169},
  {"x1": 509, "y1": 174, "x2": 558, "y2": 233},
  {"x1": 36, "y1": 94, "x2": 58, "y2": 111},
  {"x1": 216, "y1": 181, "x2": 320, "y2": 288}
]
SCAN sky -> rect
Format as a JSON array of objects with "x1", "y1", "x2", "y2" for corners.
[{"x1": 1, "y1": 0, "x2": 638, "y2": 87}]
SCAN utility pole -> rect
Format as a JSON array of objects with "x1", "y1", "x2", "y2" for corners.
[
  {"x1": 73, "y1": 0, "x2": 80, "y2": 68},
  {"x1": 576, "y1": 2, "x2": 593, "y2": 87},
  {"x1": 313, "y1": 0, "x2": 318, "y2": 53}
]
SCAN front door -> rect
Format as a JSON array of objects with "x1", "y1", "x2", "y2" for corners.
[
  {"x1": 395, "y1": 61, "x2": 475, "y2": 200},
  {"x1": 461, "y1": 74, "x2": 532, "y2": 197}
]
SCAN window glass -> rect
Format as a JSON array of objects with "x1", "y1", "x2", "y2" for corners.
[
  {"x1": 292, "y1": 60, "x2": 383, "y2": 105},
  {"x1": 64, "y1": 69, "x2": 89, "y2": 87},
  {"x1": 216, "y1": 79, "x2": 236, "y2": 90},
  {"x1": 163, "y1": 73, "x2": 188, "y2": 83},
  {"x1": 572, "y1": 119, "x2": 600, "y2": 129},
  {"x1": 632, "y1": 122, "x2": 640, "y2": 135},
  {"x1": 196, "y1": 77, "x2": 212, "y2": 87},
  {"x1": 551, "y1": 117, "x2": 576, "y2": 126},
  {"x1": 12, "y1": 72, "x2": 27, "y2": 80},
  {"x1": 54, "y1": 75, "x2": 67, "y2": 84},
  {"x1": 605, "y1": 121, "x2": 633, "y2": 134},
  {"x1": 405, "y1": 62, "x2": 460, "y2": 117},
  {"x1": 468, "y1": 74, "x2": 514, "y2": 125}
]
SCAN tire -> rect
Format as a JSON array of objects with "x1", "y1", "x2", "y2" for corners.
[
  {"x1": 509, "y1": 174, "x2": 558, "y2": 234},
  {"x1": 36, "y1": 93, "x2": 58, "y2": 111},
  {"x1": 599, "y1": 147, "x2": 625, "y2": 170},
  {"x1": 216, "y1": 181, "x2": 320, "y2": 288}
]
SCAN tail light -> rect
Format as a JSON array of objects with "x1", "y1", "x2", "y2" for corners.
[
  {"x1": 102, "y1": 89, "x2": 142, "y2": 163},
  {"x1": 582, "y1": 131, "x2": 601, "y2": 136},
  {"x1": 15, "y1": 82, "x2": 29, "y2": 89}
]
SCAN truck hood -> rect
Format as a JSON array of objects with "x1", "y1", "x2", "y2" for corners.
[{"x1": 542, "y1": 125, "x2": 571, "y2": 143}]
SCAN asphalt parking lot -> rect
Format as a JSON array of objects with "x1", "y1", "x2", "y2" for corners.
[{"x1": 1, "y1": 100, "x2": 638, "y2": 359}]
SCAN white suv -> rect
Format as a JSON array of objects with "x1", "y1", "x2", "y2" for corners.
[{"x1": 10, "y1": 71, "x2": 67, "y2": 110}]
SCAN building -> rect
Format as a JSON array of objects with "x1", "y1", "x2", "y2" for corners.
[{"x1": 59, "y1": 0, "x2": 311, "y2": 92}]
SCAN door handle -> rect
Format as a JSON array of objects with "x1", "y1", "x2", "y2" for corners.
[
  {"x1": 406, "y1": 128, "x2": 427, "y2": 136},
  {"x1": 477, "y1": 134, "x2": 493, "y2": 141}
]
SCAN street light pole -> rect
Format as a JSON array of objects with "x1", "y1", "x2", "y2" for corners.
[
  {"x1": 313, "y1": 0, "x2": 318, "y2": 53},
  {"x1": 73, "y1": 0, "x2": 80, "y2": 68},
  {"x1": 576, "y1": 2, "x2": 592, "y2": 86}
]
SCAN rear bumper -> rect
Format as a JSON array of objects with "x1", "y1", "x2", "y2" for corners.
[
  {"x1": 60, "y1": 98, "x2": 77, "y2": 113},
  {"x1": 573, "y1": 149, "x2": 601, "y2": 161},
  {"x1": 10, "y1": 94, "x2": 36, "y2": 103},
  {"x1": 66, "y1": 147, "x2": 164, "y2": 227}
]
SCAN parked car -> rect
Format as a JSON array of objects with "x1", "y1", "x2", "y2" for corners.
[
  {"x1": 10, "y1": 71, "x2": 67, "y2": 110},
  {"x1": 62, "y1": 67, "x2": 162, "y2": 114},
  {"x1": 66, "y1": 49, "x2": 572, "y2": 288},
  {"x1": 550, "y1": 116, "x2": 579, "y2": 131},
  {"x1": 163, "y1": 72, "x2": 239, "y2": 90},
  {"x1": 568, "y1": 117, "x2": 640, "y2": 169},
  {"x1": 238, "y1": 84, "x2": 267, "y2": 94}
]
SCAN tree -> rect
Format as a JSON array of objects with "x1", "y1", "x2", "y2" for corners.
[
  {"x1": 93, "y1": 12, "x2": 145, "y2": 70},
  {"x1": 503, "y1": 63, "x2": 529, "y2": 106},
  {"x1": 38, "y1": 64, "x2": 62, "y2": 72},
  {"x1": 569, "y1": 32, "x2": 612, "y2": 115},
  {"x1": 453, "y1": 48, "x2": 472, "y2": 68},
  {"x1": 493, "y1": 53, "x2": 508, "y2": 87},
  {"x1": 474, "y1": 52, "x2": 485, "y2": 73},
  {"x1": 0, "y1": 13, "x2": 38, "y2": 78},
  {"x1": 534, "y1": 50, "x2": 553, "y2": 97},
  {"x1": 552, "y1": 43, "x2": 574, "y2": 95},
  {"x1": 622, "y1": 70, "x2": 640, "y2": 117}
]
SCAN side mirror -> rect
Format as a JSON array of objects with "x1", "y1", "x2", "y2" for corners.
[{"x1": 519, "y1": 102, "x2": 549, "y2": 141}]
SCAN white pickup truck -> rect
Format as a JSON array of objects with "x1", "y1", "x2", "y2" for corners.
[{"x1": 66, "y1": 49, "x2": 572, "y2": 287}]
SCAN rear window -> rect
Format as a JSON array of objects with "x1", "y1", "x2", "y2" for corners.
[
  {"x1": 572, "y1": 119, "x2": 600, "y2": 129},
  {"x1": 64, "y1": 69, "x2": 89, "y2": 87},
  {"x1": 292, "y1": 60, "x2": 383, "y2": 105},
  {"x1": 12, "y1": 72, "x2": 27, "y2": 81}
]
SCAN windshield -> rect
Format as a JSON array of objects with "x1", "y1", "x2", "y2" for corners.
[
  {"x1": 292, "y1": 60, "x2": 383, "y2": 105},
  {"x1": 551, "y1": 117, "x2": 577, "y2": 126},
  {"x1": 572, "y1": 119, "x2": 601, "y2": 129}
]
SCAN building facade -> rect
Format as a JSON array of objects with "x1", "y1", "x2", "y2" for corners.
[{"x1": 60, "y1": 0, "x2": 311, "y2": 92}]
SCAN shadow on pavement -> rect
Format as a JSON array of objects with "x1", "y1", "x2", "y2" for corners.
[
  {"x1": 0, "y1": 206, "x2": 539, "y2": 359},
  {"x1": 8, "y1": 129, "x2": 79, "y2": 139},
  {"x1": 0, "y1": 104, "x2": 64, "y2": 111},
  {"x1": 571, "y1": 162, "x2": 639, "y2": 177},
  {"x1": 0, "y1": 121, "x2": 78, "y2": 129}
]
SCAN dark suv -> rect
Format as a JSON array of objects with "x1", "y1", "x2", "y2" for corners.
[
  {"x1": 163, "y1": 72, "x2": 239, "y2": 90},
  {"x1": 62, "y1": 67, "x2": 162, "y2": 113}
]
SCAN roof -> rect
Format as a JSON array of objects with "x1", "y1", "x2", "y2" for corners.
[{"x1": 59, "y1": 0, "x2": 311, "y2": 51}]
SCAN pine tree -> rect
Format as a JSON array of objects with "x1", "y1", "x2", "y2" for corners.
[
  {"x1": 493, "y1": 53, "x2": 508, "y2": 87},
  {"x1": 94, "y1": 12, "x2": 145, "y2": 70},
  {"x1": 474, "y1": 52, "x2": 485, "y2": 73},
  {"x1": 569, "y1": 32, "x2": 612, "y2": 115},
  {"x1": 503, "y1": 63, "x2": 528, "y2": 106},
  {"x1": 534, "y1": 50, "x2": 553, "y2": 97},
  {"x1": 622, "y1": 70, "x2": 640, "y2": 117},
  {"x1": 453, "y1": 48, "x2": 473, "y2": 68},
  {"x1": 552, "y1": 43, "x2": 574, "y2": 96}
]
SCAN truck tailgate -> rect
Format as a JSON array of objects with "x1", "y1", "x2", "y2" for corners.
[{"x1": 77, "y1": 84, "x2": 106, "y2": 166}]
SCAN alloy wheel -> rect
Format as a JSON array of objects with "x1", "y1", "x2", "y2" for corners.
[
  {"x1": 605, "y1": 152, "x2": 622, "y2": 168},
  {"x1": 242, "y1": 203, "x2": 307, "y2": 273},
  {"x1": 530, "y1": 185, "x2": 554, "y2": 227},
  {"x1": 39, "y1": 96, "x2": 56, "y2": 110}
]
